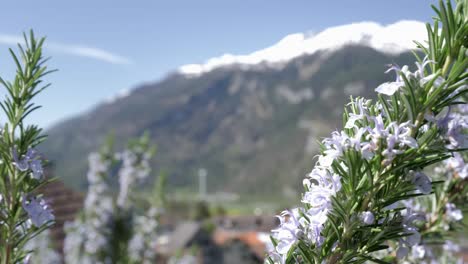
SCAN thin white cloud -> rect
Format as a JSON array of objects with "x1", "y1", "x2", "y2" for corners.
[
  {"x1": 0, "y1": 33, "x2": 132, "y2": 65},
  {"x1": 0, "y1": 34, "x2": 24, "y2": 45},
  {"x1": 48, "y1": 43, "x2": 132, "y2": 65}
]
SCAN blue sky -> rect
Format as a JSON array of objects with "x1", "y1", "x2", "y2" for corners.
[{"x1": 0, "y1": 0, "x2": 437, "y2": 128}]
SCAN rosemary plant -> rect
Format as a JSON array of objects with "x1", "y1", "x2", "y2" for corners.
[
  {"x1": 0, "y1": 32, "x2": 55, "y2": 264},
  {"x1": 64, "y1": 134, "x2": 161, "y2": 264},
  {"x1": 268, "y1": 0, "x2": 467, "y2": 263}
]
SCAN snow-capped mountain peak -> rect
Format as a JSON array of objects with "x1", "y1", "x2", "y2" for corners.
[{"x1": 179, "y1": 20, "x2": 426, "y2": 75}]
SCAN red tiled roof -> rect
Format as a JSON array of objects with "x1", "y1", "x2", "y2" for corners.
[{"x1": 213, "y1": 229, "x2": 267, "y2": 259}]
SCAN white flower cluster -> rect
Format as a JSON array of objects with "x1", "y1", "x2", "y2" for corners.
[
  {"x1": 64, "y1": 152, "x2": 114, "y2": 264},
  {"x1": 128, "y1": 207, "x2": 160, "y2": 264},
  {"x1": 117, "y1": 149, "x2": 151, "y2": 208},
  {"x1": 64, "y1": 143, "x2": 159, "y2": 263}
]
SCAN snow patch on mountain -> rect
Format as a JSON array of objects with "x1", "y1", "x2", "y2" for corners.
[
  {"x1": 179, "y1": 20, "x2": 426, "y2": 76},
  {"x1": 105, "y1": 88, "x2": 131, "y2": 104}
]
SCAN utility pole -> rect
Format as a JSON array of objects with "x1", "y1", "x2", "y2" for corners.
[{"x1": 198, "y1": 168, "x2": 207, "y2": 200}]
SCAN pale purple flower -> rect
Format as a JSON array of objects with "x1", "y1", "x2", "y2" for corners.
[
  {"x1": 416, "y1": 56, "x2": 443, "y2": 89},
  {"x1": 322, "y1": 117, "x2": 379, "y2": 163},
  {"x1": 427, "y1": 106, "x2": 468, "y2": 149},
  {"x1": 360, "y1": 211, "x2": 375, "y2": 225},
  {"x1": 23, "y1": 254, "x2": 31, "y2": 264},
  {"x1": 376, "y1": 60, "x2": 445, "y2": 96},
  {"x1": 12, "y1": 148, "x2": 44, "y2": 179},
  {"x1": 411, "y1": 171, "x2": 432, "y2": 194},
  {"x1": 375, "y1": 65, "x2": 407, "y2": 96},
  {"x1": 317, "y1": 154, "x2": 335, "y2": 167},
  {"x1": 12, "y1": 148, "x2": 29, "y2": 171},
  {"x1": 411, "y1": 244, "x2": 426, "y2": 259},
  {"x1": 445, "y1": 203, "x2": 463, "y2": 222},
  {"x1": 348, "y1": 127, "x2": 374, "y2": 159},
  {"x1": 321, "y1": 131, "x2": 349, "y2": 165},
  {"x1": 445, "y1": 152, "x2": 467, "y2": 179},
  {"x1": 405, "y1": 228, "x2": 421, "y2": 246},
  {"x1": 401, "y1": 199, "x2": 426, "y2": 214},
  {"x1": 22, "y1": 196, "x2": 54, "y2": 227},
  {"x1": 303, "y1": 168, "x2": 341, "y2": 227},
  {"x1": 345, "y1": 98, "x2": 371, "y2": 129},
  {"x1": 392, "y1": 121, "x2": 418, "y2": 148},
  {"x1": 414, "y1": 56, "x2": 435, "y2": 78},
  {"x1": 360, "y1": 141, "x2": 377, "y2": 160},
  {"x1": 268, "y1": 251, "x2": 286, "y2": 264},
  {"x1": 305, "y1": 222, "x2": 325, "y2": 247},
  {"x1": 364, "y1": 115, "x2": 389, "y2": 158},
  {"x1": 446, "y1": 113, "x2": 467, "y2": 149},
  {"x1": 424, "y1": 107, "x2": 452, "y2": 129},
  {"x1": 375, "y1": 82, "x2": 404, "y2": 96},
  {"x1": 30, "y1": 159, "x2": 44, "y2": 180},
  {"x1": 378, "y1": 121, "x2": 417, "y2": 165},
  {"x1": 369, "y1": 115, "x2": 387, "y2": 139},
  {"x1": 270, "y1": 205, "x2": 331, "y2": 259},
  {"x1": 382, "y1": 134, "x2": 403, "y2": 165},
  {"x1": 396, "y1": 246, "x2": 409, "y2": 259},
  {"x1": 443, "y1": 240, "x2": 460, "y2": 252},
  {"x1": 302, "y1": 188, "x2": 333, "y2": 212},
  {"x1": 419, "y1": 73, "x2": 445, "y2": 88},
  {"x1": 384, "y1": 122, "x2": 417, "y2": 156},
  {"x1": 397, "y1": 210, "x2": 425, "y2": 257},
  {"x1": 307, "y1": 167, "x2": 342, "y2": 193},
  {"x1": 345, "y1": 115, "x2": 362, "y2": 129},
  {"x1": 299, "y1": 167, "x2": 342, "y2": 251},
  {"x1": 306, "y1": 206, "x2": 329, "y2": 226},
  {"x1": 272, "y1": 209, "x2": 304, "y2": 255}
]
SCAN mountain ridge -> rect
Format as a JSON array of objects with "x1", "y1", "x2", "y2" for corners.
[
  {"x1": 179, "y1": 20, "x2": 426, "y2": 75},
  {"x1": 42, "y1": 44, "x2": 419, "y2": 198}
]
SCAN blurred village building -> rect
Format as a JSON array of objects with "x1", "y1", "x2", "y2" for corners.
[
  {"x1": 39, "y1": 174, "x2": 468, "y2": 263},
  {"x1": 155, "y1": 215, "x2": 278, "y2": 263},
  {"x1": 41, "y1": 177, "x2": 278, "y2": 263}
]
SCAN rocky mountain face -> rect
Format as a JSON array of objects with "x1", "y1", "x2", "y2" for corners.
[{"x1": 41, "y1": 45, "x2": 418, "y2": 196}]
